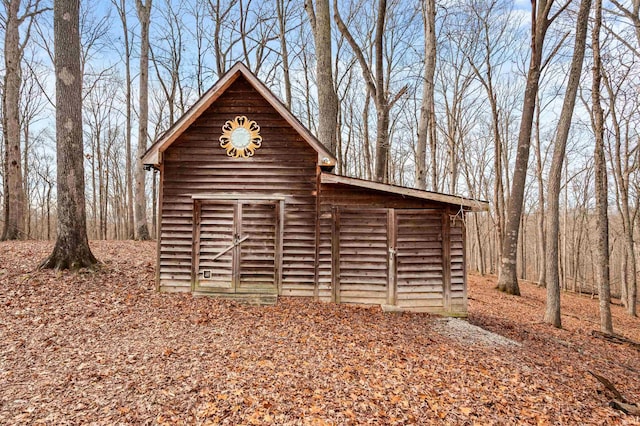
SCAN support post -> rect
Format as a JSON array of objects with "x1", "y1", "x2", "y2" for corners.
[{"x1": 442, "y1": 211, "x2": 452, "y2": 312}]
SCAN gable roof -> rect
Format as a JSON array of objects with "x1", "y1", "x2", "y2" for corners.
[
  {"x1": 142, "y1": 62, "x2": 337, "y2": 167},
  {"x1": 321, "y1": 173, "x2": 489, "y2": 212}
]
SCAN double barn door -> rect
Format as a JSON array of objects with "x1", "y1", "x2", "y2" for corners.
[
  {"x1": 333, "y1": 207, "x2": 449, "y2": 310},
  {"x1": 193, "y1": 199, "x2": 282, "y2": 294}
]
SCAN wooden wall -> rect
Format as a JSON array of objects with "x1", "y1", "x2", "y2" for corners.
[
  {"x1": 395, "y1": 209, "x2": 444, "y2": 309},
  {"x1": 320, "y1": 184, "x2": 467, "y2": 314},
  {"x1": 159, "y1": 76, "x2": 318, "y2": 294},
  {"x1": 157, "y1": 74, "x2": 468, "y2": 315},
  {"x1": 333, "y1": 208, "x2": 389, "y2": 305}
]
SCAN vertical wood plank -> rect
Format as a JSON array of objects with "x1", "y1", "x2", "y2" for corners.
[
  {"x1": 191, "y1": 199, "x2": 202, "y2": 292},
  {"x1": 159, "y1": 77, "x2": 319, "y2": 292},
  {"x1": 387, "y1": 208, "x2": 397, "y2": 306},
  {"x1": 313, "y1": 166, "x2": 321, "y2": 301},
  {"x1": 156, "y1": 163, "x2": 164, "y2": 291},
  {"x1": 442, "y1": 211, "x2": 452, "y2": 312},
  {"x1": 276, "y1": 200, "x2": 284, "y2": 295},
  {"x1": 331, "y1": 207, "x2": 340, "y2": 303},
  {"x1": 461, "y1": 214, "x2": 468, "y2": 308},
  {"x1": 234, "y1": 202, "x2": 243, "y2": 292}
]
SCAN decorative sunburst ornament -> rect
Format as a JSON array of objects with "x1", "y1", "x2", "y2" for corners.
[{"x1": 219, "y1": 116, "x2": 262, "y2": 158}]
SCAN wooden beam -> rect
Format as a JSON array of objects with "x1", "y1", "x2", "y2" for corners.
[
  {"x1": 313, "y1": 166, "x2": 321, "y2": 301},
  {"x1": 155, "y1": 163, "x2": 164, "y2": 291},
  {"x1": 276, "y1": 200, "x2": 284, "y2": 295},
  {"x1": 331, "y1": 207, "x2": 341, "y2": 304},
  {"x1": 387, "y1": 208, "x2": 397, "y2": 306},
  {"x1": 442, "y1": 212, "x2": 452, "y2": 312},
  {"x1": 233, "y1": 202, "x2": 242, "y2": 293},
  {"x1": 461, "y1": 216, "x2": 468, "y2": 309},
  {"x1": 191, "y1": 199, "x2": 202, "y2": 292},
  {"x1": 192, "y1": 194, "x2": 286, "y2": 201}
]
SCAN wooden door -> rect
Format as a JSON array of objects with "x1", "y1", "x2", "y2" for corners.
[
  {"x1": 195, "y1": 200, "x2": 236, "y2": 292},
  {"x1": 333, "y1": 208, "x2": 389, "y2": 304},
  {"x1": 237, "y1": 202, "x2": 279, "y2": 292},
  {"x1": 194, "y1": 200, "x2": 281, "y2": 293},
  {"x1": 395, "y1": 209, "x2": 444, "y2": 309}
]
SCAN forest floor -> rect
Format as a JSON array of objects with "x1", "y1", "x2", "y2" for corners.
[{"x1": 0, "y1": 240, "x2": 639, "y2": 425}]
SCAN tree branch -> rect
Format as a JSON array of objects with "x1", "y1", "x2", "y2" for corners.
[{"x1": 332, "y1": 0, "x2": 377, "y2": 98}]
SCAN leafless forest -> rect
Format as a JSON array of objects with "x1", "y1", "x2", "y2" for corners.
[{"x1": 1, "y1": 1, "x2": 638, "y2": 321}]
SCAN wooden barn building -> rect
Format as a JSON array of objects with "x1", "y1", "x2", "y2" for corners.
[{"x1": 142, "y1": 62, "x2": 488, "y2": 316}]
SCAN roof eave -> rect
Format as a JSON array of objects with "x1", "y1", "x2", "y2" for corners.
[
  {"x1": 141, "y1": 62, "x2": 337, "y2": 168},
  {"x1": 320, "y1": 173, "x2": 489, "y2": 212}
]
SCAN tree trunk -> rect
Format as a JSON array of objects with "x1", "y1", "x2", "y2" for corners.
[
  {"x1": 2, "y1": 0, "x2": 26, "y2": 241},
  {"x1": 474, "y1": 214, "x2": 485, "y2": 275},
  {"x1": 533, "y1": 96, "x2": 545, "y2": 286},
  {"x1": 372, "y1": 0, "x2": 388, "y2": 183},
  {"x1": 497, "y1": 0, "x2": 553, "y2": 295},
  {"x1": 544, "y1": 0, "x2": 591, "y2": 328},
  {"x1": 362, "y1": 90, "x2": 372, "y2": 180},
  {"x1": 373, "y1": 107, "x2": 390, "y2": 182},
  {"x1": 602, "y1": 69, "x2": 637, "y2": 317},
  {"x1": 114, "y1": 0, "x2": 135, "y2": 239},
  {"x1": 333, "y1": 0, "x2": 403, "y2": 183},
  {"x1": 305, "y1": 0, "x2": 339, "y2": 155},
  {"x1": 23, "y1": 124, "x2": 30, "y2": 238},
  {"x1": 415, "y1": 0, "x2": 436, "y2": 191},
  {"x1": 277, "y1": 0, "x2": 292, "y2": 109},
  {"x1": 135, "y1": 0, "x2": 152, "y2": 241},
  {"x1": 592, "y1": 0, "x2": 613, "y2": 334},
  {"x1": 40, "y1": 0, "x2": 97, "y2": 270}
]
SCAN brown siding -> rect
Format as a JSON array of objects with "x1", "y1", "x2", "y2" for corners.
[
  {"x1": 196, "y1": 201, "x2": 235, "y2": 290},
  {"x1": 318, "y1": 205, "x2": 333, "y2": 301},
  {"x1": 450, "y1": 219, "x2": 466, "y2": 311},
  {"x1": 159, "y1": 76, "x2": 318, "y2": 293},
  {"x1": 321, "y1": 184, "x2": 447, "y2": 209},
  {"x1": 320, "y1": 184, "x2": 466, "y2": 314},
  {"x1": 155, "y1": 73, "x2": 469, "y2": 315},
  {"x1": 395, "y1": 209, "x2": 444, "y2": 309},
  {"x1": 337, "y1": 208, "x2": 389, "y2": 305}
]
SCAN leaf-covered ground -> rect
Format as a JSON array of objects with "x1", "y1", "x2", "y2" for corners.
[{"x1": 0, "y1": 241, "x2": 638, "y2": 425}]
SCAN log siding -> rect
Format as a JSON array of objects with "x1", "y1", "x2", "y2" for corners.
[
  {"x1": 159, "y1": 77, "x2": 318, "y2": 295},
  {"x1": 147, "y1": 63, "x2": 487, "y2": 315}
]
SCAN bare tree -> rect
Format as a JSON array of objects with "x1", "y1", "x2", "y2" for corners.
[
  {"x1": 304, "y1": 0, "x2": 339, "y2": 154},
  {"x1": 464, "y1": 0, "x2": 521, "y2": 273},
  {"x1": 2, "y1": 0, "x2": 24, "y2": 240},
  {"x1": 112, "y1": 0, "x2": 134, "y2": 238},
  {"x1": 2, "y1": 0, "x2": 46, "y2": 240},
  {"x1": 604, "y1": 69, "x2": 637, "y2": 317},
  {"x1": 40, "y1": 0, "x2": 97, "y2": 269},
  {"x1": 188, "y1": 1, "x2": 209, "y2": 97},
  {"x1": 135, "y1": 0, "x2": 151, "y2": 240},
  {"x1": 85, "y1": 74, "x2": 120, "y2": 240},
  {"x1": 608, "y1": 0, "x2": 640, "y2": 51},
  {"x1": 436, "y1": 16, "x2": 479, "y2": 195},
  {"x1": 601, "y1": 2, "x2": 638, "y2": 317},
  {"x1": 19, "y1": 52, "x2": 47, "y2": 237},
  {"x1": 497, "y1": 0, "x2": 563, "y2": 295},
  {"x1": 150, "y1": 0, "x2": 190, "y2": 127},
  {"x1": 415, "y1": 0, "x2": 436, "y2": 191},
  {"x1": 592, "y1": 0, "x2": 613, "y2": 334},
  {"x1": 276, "y1": 0, "x2": 292, "y2": 109},
  {"x1": 333, "y1": 0, "x2": 407, "y2": 182},
  {"x1": 544, "y1": 0, "x2": 591, "y2": 328}
]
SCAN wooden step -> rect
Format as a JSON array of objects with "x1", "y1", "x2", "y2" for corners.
[{"x1": 193, "y1": 291, "x2": 278, "y2": 305}]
